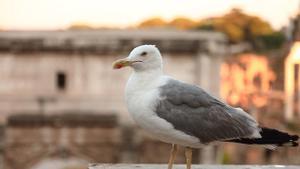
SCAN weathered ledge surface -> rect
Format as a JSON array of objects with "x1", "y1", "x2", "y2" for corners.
[{"x1": 89, "y1": 164, "x2": 300, "y2": 169}]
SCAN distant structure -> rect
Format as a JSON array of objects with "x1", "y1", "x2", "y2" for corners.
[
  {"x1": 285, "y1": 42, "x2": 300, "y2": 120},
  {"x1": 0, "y1": 30, "x2": 227, "y2": 169},
  {"x1": 284, "y1": 12, "x2": 300, "y2": 121},
  {"x1": 0, "y1": 30, "x2": 226, "y2": 124},
  {"x1": 4, "y1": 114, "x2": 120, "y2": 169}
]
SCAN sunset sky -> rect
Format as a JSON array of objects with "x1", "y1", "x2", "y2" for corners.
[{"x1": 0, "y1": 0, "x2": 299, "y2": 30}]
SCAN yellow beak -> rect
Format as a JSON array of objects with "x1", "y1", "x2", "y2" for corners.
[{"x1": 112, "y1": 58, "x2": 142, "y2": 69}]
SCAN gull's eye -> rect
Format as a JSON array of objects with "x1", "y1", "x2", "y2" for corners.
[{"x1": 141, "y1": 51, "x2": 147, "y2": 56}]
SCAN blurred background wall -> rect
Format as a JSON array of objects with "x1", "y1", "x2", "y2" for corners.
[{"x1": 0, "y1": 29, "x2": 227, "y2": 169}]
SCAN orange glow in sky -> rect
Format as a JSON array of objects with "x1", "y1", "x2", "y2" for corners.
[{"x1": 0, "y1": 0, "x2": 299, "y2": 30}]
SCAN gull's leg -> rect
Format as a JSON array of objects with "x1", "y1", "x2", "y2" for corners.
[
  {"x1": 168, "y1": 144, "x2": 178, "y2": 169},
  {"x1": 185, "y1": 147, "x2": 193, "y2": 169}
]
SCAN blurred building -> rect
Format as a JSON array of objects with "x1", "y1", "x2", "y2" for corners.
[
  {"x1": 0, "y1": 30, "x2": 227, "y2": 169},
  {"x1": 0, "y1": 30, "x2": 226, "y2": 124},
  {"x1": 284, "y1": 11, "x2": 300, "y2": 121}
]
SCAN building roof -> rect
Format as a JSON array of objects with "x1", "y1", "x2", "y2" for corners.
[{"x1": 0, "y1": 29, "x2": 227, "y2": 54}]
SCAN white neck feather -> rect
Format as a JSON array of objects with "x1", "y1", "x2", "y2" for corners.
[{"x1": 126, "y1": 68, "x2": 163, "y2": 93}]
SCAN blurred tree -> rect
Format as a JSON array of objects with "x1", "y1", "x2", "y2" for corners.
[
  {"x1": 256, "y1": 31, "x2": 285, "y2": 50},
  {"x1": 138, "y1": 17, "x2": 197, "y2": 29},
  {"x1": 197, "y1": 8, "x2": 274, "y2": 43},
  {"x1": 168, "y1": 17, "x2": 197, "y2": 30},
  {"x1": 68, "y1": 22, "x2": 94, "y2": 30},
  {"x1": 139, "y1": 17, "x2": 167, "y2": 28}
]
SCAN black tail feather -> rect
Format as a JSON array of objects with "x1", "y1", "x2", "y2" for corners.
[{"x1": 225, "y1": 127, "x2": 299, "y2": 147}]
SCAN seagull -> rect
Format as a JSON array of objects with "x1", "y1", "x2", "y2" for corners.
[{"x1": 113, "y1": 45, "x2": 299, "y2": 169}]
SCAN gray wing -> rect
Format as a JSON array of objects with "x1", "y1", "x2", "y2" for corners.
[{"x1": 156, "y1": 79, "x2": 259, "y2": 144}]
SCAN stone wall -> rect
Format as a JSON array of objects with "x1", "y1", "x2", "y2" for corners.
[
  {"x1": 0, "y1": 30, "x2": 227, "y2": 125},
  {"x1": 3, "y1": 114, "x2": 121, "y2": 169},
  {"x1": 1, "y1": 114, "x2": 217, "y2": 169},
  {"x1": 0, "y1": 30, "x2": 228, "y2": 169}
]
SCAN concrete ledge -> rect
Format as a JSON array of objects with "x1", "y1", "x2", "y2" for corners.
[{"x1": 88, "y1": 164, "x2": 300, "y2": 169}]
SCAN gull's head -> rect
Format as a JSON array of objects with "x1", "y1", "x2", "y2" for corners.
[{"x1": 113, "y1": 45, "x2": 162, "y2": 72}]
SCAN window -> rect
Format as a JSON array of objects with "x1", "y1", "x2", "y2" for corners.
[{"x1": 56, "y1": 72, "x2": 67, "y2": 91}]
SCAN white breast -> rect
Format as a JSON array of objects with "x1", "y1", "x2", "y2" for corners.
[{"x1": 125, "y1": 74, "x2": 202, "y2": 148}]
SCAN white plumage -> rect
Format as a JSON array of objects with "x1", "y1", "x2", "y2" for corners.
[
  {"x1": 126, "y1": 72, "x2": 201, "y2": 148},
  {"x1": 115, "y1": 45, "x2": 260, "y2": 148}
]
